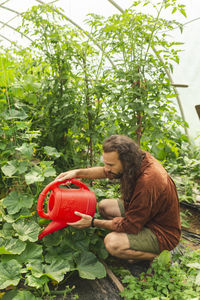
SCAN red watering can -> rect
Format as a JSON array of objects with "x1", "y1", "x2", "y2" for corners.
[{"x1": 37, "y1": 178, "x2": 96, "y2": 239}]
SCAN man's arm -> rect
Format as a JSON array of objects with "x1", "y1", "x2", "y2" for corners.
[
  {"x1": 55, "y1": 166, "x2": 106, "y2": 181},
  {"x1": 92, "y1": 218, "x2": 116, "y2": 231}
]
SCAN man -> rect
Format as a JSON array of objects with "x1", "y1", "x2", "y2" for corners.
[{"x1": 55, "y1": 135, "x2": 181, "y2": 262}]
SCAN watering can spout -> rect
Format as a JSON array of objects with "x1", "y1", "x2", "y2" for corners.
[{"x1": 38, "y1": 220, "x2": 67, "y2": 239}]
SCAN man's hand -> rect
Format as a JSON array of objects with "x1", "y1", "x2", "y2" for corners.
[
  {"x1": 55, "y1": 170, "x2": 78, "y2": 182},
  {"x1": 67, "y1": 211, "x2": 92, "y2": 229}
]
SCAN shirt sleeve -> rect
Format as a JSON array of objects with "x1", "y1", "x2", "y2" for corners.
[{"x1": 111, "y1": 180, "x2": 161, "y2": 234}]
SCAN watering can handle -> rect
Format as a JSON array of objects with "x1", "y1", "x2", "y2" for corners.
[
  {"x1": 37, "y1": 178, "x2": 90, "y2": 219},
  {"x1": 65, "y1": 178, "x2": 90, "y2": 191}
]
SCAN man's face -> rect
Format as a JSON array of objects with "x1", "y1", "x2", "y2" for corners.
[{"x1": 103, "y1": 151, "x2": 123, "y2": 179}]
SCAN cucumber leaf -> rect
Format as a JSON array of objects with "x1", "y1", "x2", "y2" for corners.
[
  {"x1": 0, "y1": 259, "x2": 22, "y2": 289},
  {"x1": 12, "y1": 219, "x2": 40, "y2": 242},
  {"x1": 76, "y1": 251, "x2": 106, "y2": 279},
  {"x1": 0, "y1": 238, "x2": 26, "y2": 255},
  {"x1": 3, "y1": 191, "x2": 34, "y2": 214},
  {"x1": 17, "y1": 242, "x2": 43, "y2": 263}
]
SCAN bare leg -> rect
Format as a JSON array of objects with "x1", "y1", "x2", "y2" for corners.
[
  {"x1": 99, "y1": 200, "x2": 158, "y2": 262},
  {"x1": 104, "y1": 232, "x2": 158, "y2": 261},
  {"x1": 98, "y1": 199, "x2": 121, "y2": 219}
]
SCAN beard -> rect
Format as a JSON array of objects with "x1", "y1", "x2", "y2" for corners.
[{"x1": 108, "y1": 170, "x2": 123, "y2": 179}]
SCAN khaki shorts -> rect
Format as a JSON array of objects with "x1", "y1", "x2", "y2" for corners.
[{"x1": 117, "y1": 199, "x2": 160, "y2": 254}]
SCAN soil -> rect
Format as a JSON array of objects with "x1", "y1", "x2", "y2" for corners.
[{"x1": 53, "y1": 272, "x2": 123, "y2": 300}]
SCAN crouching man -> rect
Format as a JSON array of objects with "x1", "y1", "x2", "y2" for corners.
[{"x1": 55, "y1": 135, "x2": 181, "y2": 262}]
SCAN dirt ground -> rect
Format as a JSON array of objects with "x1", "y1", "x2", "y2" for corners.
[{"x1": 54, "y1": 273, "x2": 123, "y2": 300}]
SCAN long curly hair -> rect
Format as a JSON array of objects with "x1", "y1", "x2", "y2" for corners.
[{"x1": 103, "y1": 135, "x2": 144, "y2": 203}]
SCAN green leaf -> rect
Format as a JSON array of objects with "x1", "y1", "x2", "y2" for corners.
[
  {"x1": 172, "y1": 7, "x2": 177, "y2": 14},
  {"x1": 186, "y1": 262, "x2": 200, "y2": 269},
  {"x1": 1, "y1": 162, "x2": 17, "y2": 177},
  {"x1": 16, "y1": 143, "x2": 34, "y2": 159},
  {"x1": 157, "y1": 250, "x2": 171, "y2": 266},
  {"x1": 3, "y1": 191, "x2": 34, "y2": 214},
  {"x1": 12, "y1": 219, "x2": 40, "y2": 242},
  {"x1": 27, "y1": 258, "x2": 71, "y2": 283},
  {"x1": 43, "y1": 167, "x2": 56, "y2": 177},
  {"x1": 76, "y1": 251, "x2": 106, "y2": 279},
  {"x1": 180, "y1": 7, "x2": 187, "y2": 18},
  {"x1": 1, "y1": 160, "x2": 28, "y2": 177},
  {"x1": 0, "y1": 238, "x2": 26, "y2": 255},
  {"x1": 26, "y1": 274, "x2": 49, "y2": 289},
  {"x1": 0, "y1": 223, "x2": 14, "y2": 236},
  {"x1": 0, "y1": 142, "x2": 6, "y2": 150},
  {"x1": 0, "y1": 259, "x2": 22, "y2": 289},
  {"x1": 12, "y1": 290, "x2": 41, "y2": 300},
  {"x1": 3, "y1": 208, "x2": 32, "y2": 223},
  {"x1": 45, "y1": 252, "x2": 74, "y2": 271},
  {"x1": 41, "y1": 230, "x2": 64, "y2": 247},
  {"x1": 17, "y1": 161, "x2": 29, "y2": 174},
  {"x1": 44, "y1": 259, "x2": 71, "y2": 282},
  {"x1": 1, "y1": 290, "x2": 18, "y2": 300},
  {"x1": 44, "y1": 146, "x2": 61, "y2": 158},
  {"x1": 195, "y1": 271, "x2": 200, "y2": 285},
  {"x1": 25, "y1": 170, "x2": 44, "y2": 184},
  {"x1": 17, "y1": 243, "x2": 43, "y2": 263},
  {"x1": 26, "y1": 260, "x2": 44, "y2": 278},
  {"x1": 23, "y1": 75, "x2": 41, "y2": 92},
  {"x1": 3, "y1": 109, "x2": 28, "y2": 120}
]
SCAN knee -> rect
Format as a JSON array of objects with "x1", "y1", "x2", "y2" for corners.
[
  {"x1": 104, "y1": 233, "x2": 119, "y2": 256},
  {"x1": 98, "y1": 199, "x2": 108, "y2": 217}
]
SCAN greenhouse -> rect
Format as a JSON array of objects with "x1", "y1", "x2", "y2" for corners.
[{"x1": 0, "y1": 0, "x2": 200, "y2": 299}]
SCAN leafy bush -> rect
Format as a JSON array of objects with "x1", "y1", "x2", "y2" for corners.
[
  {"x1": 164, "y1": 143, "x2": 200, "y2": 203},
  {"x1": 121, "y1": 250, "x2": 200, "y2": 300}
]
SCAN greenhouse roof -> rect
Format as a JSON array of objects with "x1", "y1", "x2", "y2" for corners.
[{"x1": 0, "y1": 0, "x2": 200, "y2": 143}]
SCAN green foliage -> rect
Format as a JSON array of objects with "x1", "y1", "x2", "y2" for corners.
[
  {"x1": 16, "y1": 0, "x2": 189, "y2": 169},
  {"x1": 18, "y1": 4, "x2": 113, "y2": 169},
  {"x1": 165, "y1": 143, "x2": 200, "y2": 203},
  {"x1": 121, "y1": 249, "x2": 200, "y2": 300},
  {"x1": 3, "y1": 192, "x2": 34, "y2": 214},
  {"x1": 0, "y1": 50, "x2": 107, "y2": 297},
  {"x1": 0, "y1": 260, "x2": 22, "y2": 289},
  {"x1": 85, "y1": 0, "x2": 187, "y2": 153},
  {"x1": 1, "y1": 290, "x2": 41, "y2": 300}
]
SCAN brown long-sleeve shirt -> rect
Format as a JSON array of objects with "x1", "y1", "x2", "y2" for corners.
[{"x1": 108, "y1": 152, "x2": 181, "y2": 252}]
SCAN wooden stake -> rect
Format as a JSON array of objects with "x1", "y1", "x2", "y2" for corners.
[{"x1": 101, "y1": 261, "x2": 124, "y2": 293}]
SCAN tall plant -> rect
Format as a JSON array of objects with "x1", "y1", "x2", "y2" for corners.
[
  {"x1": 86, "y1": 0, "x2": 188, "y2": 160},
  {"x1": 20, "y1": 4, "x2": 113, "y2": 169}
]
